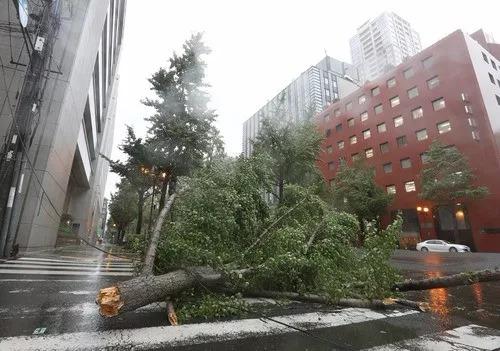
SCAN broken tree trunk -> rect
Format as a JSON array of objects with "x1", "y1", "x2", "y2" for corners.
[
  {"x1": 97, "y1": 267, "x2": 223, "y2": 317},
  {"x1": 393, "y1": 269, "x2": 500, "y2": 292},
  {"x1": 142, "y1": 192, "x2": 176, "y2": 275},
  {"x1": 242, "y1": 290, "x2": 428, "y2": 312}
]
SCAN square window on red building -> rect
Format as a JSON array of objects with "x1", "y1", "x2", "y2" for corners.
[
  {"x1": 374, "y1": 104, "x2": 383, "y2": 115},
  {"x1": 393, "y1": 116, "x2": 404, "y2": 127},
  {"x1": 380, "y1": 142, "x2": 390, "y2": 154},
  {"x1": 372, "y1": 86, "x2": 380, "y2": 96},
  {"x1": 407, "y1": 86, "x2": 419, "y2": 99},
  {"x1": 405, "y1": 181, "x2": 416, "y2": 192},
  {"x1": 350, "y1": 135, "x2": 357, "y2": 144},
  {"x1": 348, "y1": 118, "x2": 355, "y2": 127},
  {"x1": 326, "y1": 145, "x2": 333, "y2": 154},
  {"x1": 377, "y1": 123, "x2": 387, "y2": 133},
  {"x1": 383, "y1": 163, "x2": 392, "y2": 173},
  {"x1": 427, "y1": 76, "x2": 439, "y2": 89},
  {"x1": 412, "y1": 106, "x2": 423, "y2": 119},
  {"x1": 416, "y1": 129, "x2": 428, "y2": 141},
  {"x1": 400, "y1": 158, "x2": 412, "y2": 169},
  {"x1": 390, "y1": 96, "x2": 400, "y2": 107},
  {"x1": 403, "y1": 67, "x2": 414, "y2": 79},
  {"x1": 432, "y1": 97, "x2": 446, "y2": 111},
  {"x1": 338, "y1": 140, "x2": 344, "y2": 149},
  {"x1": 387, "y1": 77, "x2": 396, "y2": 88},
  {"x1": 363, "y1": 129, "x2": 371, "y2": 139},
  {"x1": 437, "y1": 120, "x2": 451, "y2": 134},
  {"x1": 365, "y1": 148, "x2": 374, "y2": 158},
  {"x1": 396, "y1": 135, "x2": 407, "y2": 148},
  {"x1": 336, "y1": 123, "x2": 343, "y2": 132},
  {"x1": 386, "y1": 185, "x2": 396, "y2": 194}
]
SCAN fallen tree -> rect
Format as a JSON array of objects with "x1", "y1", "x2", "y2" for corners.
[{"x1": 393, "y1": 269, "x2": 500, "y2": 292}]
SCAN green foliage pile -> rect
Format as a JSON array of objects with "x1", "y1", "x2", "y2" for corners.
[{"x1": 155, "y1": 157, "x2": 401, "y2": 322}]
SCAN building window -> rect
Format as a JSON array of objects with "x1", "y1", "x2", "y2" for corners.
[
  {"x1": 350, "y1": 135, "x2": 357, "y2": 144},
  {"x1": 372, "y1": 86, "x2": 380, "y2": 96},
  {"x1": 437, "y1": 120, "x2": 451, "y2": 134},
  {"x1": 400, "y1": 158, "x2": 412, "y2": 169},
  {"x1": 412, "y1": 106, "x2": 423, "y2": 119},
  {"x1": 427, "y1": 76, "x2": 439, "y2": 89},
  {"x1": 432, "y1": 97, "x2": 446, "y2": 111},
  {"x1": 377, "y1": 122, "x2": 387, "y2": 133},
  {"x1": 328, "y1": 161, "x2": 335, "y2": 171},
  {"x1": 380, "y1": 142, "x2": 389, "y2": 154},
  {"x1": 416, "y1": 129, "x2": 428, "y2": 141},
  {"x1": 363, "y1": 129, "x2": 371, "y2": 139},
  {"x1": 383, "y1": 163, "x2": 393, "y2": 173},
  {"x1": 405, "y1": 181, "x2": 416, "y2": 192},
  {"x1": 359, "y1": 94, "x2": 366, "y2": 104},
  {"x1": 346, "y1": 102, "x2": 353, "y2": 111},
  {"x1": 465, "y1": 105, "x2": 473, "y2": 114},
  {"x1": 497, "y1": 79, "x2": 500, "y2": 87},
  {"x1": 334, "y1": 108, "x2": 341, "y2": 117},
  {"x1": 393, "y1": 115, "x2": 404, "y2": 127},
  {"x1": 472, "y1": 130, "x2": 480, "y2": 141},
  {"x1": 348, "y1": 118, "x2": 354, "y2": 127},
  {"x1": 492, "y1": 60, "x2": 497, "y2": 70},
  {"x1": 403, "y1": 67, "x2": 414, "y2": 79},
  {"x1": 374, "y1": 104, "x2": 383, "y2": 114},
  {"x1": 496, "y1": 95, "x2": 500, "y2": 105},
  {"x1": 365, "y1": 148, "x2": 374, "y2": 158},
  {"x1": 407, "y1": 86, "x2": 419, "y2": 99},
  {"x1": 482, "y1": 52, "x2": 489, "y2": 63},
  {"x1": 489, "y1": 73, "x2": 495, "y2": 84},
  {"x1": 352, "y1": 153, "x2": 360, "y2": 161},
  {"x1": 422, "y1": 56, "x2": 433, "y2": 69},
  {"x1": 336, "y1": 123, "x2": 343, "y2": 132},
  {"x1": 420, "y1": 153, "x2": 430, "y2": 164},
  {"x1": 396, "y1": 135, "x2": 407, "y2": 148},
  {"x1": 325, "y1": 129, "x2": 332, "y2": 137},
  {"x1": 338, "y1": 140, "x2": 344, "y2": 149},
  {"x1": 387, "y1": 77, "x2": 396, "y2": 88},
  {"x1": 326, "y1": 145, "x2": 333, "y2": 154},
  {"x1": 468, "y1": 117, "x2": 477, "y2": 127},
  {"x1": 461, "y1": 93, "x2": 469, "y2": 102},
  {"x1": 324, "y1": 77, "x2": 329, "y2": 85},
  {"x1": 386, "y1": 185, "x2": 396, "y2": 194},
  {"x1": 360, "y1": 111, "x2": 368, "y2": 121},
  {"x1": 390, "y1": 96, "x2": 401, "y2": 107}
]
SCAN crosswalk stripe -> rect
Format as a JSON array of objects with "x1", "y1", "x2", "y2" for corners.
[
  {"x1": 0, "y1": 269, "x2": 133, "y2": 276},
  {"x1": 364, "y1": 324, "x2": 500, "y2": 350},
  {"x1": 0, "y1": 264, "x2": 133, "y2": 271},
  {"x1": 0, "y1": 308, "x2": 418, "y2": 350},
  {"x1": 17, "y1": 257, "x2": 133, "y2": 266}
]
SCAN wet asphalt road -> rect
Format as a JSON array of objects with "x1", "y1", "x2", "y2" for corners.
[{"x1": 0, "y1": 247, "x2": 498, "y2": 350}]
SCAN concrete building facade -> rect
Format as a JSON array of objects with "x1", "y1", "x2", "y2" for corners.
[
  {"x1": 0, "y1": 0, "x2": 126, "y2": 253},
  {"x1": 318, "y1": 29, "x2": 500, "y2": 252},
  {"x1": 350, "y1": 12, "x2": 421, "y2": 83},
  {"x1": 242, "y1": 56, "x2": 360, "y2": 157}
]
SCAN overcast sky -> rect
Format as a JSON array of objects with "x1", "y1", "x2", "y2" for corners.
[{"x1": 105, "y1": 0, "x2": 500, "y2": 197}]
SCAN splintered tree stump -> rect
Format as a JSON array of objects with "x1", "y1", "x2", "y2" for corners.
[
  {"x1": 96, "y1": 267, "x2": 223, "y2": 317},
  {"x1": 392, "y1": 269, "x2": 500, "y2": 292}
]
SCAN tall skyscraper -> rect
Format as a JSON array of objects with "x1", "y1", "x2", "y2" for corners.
[
  {"x1": 242, "y1": 56, "x2": 360, "y2": 157},
  {"x1": 0, "y1": 0, "x2": 126, "y2": 254},
  {"x1": 350, "y1": 12, "x2": 421, "y2": 82}
]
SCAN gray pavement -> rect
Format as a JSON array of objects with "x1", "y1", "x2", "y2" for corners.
[{"x1": 0, "y1": 246, "x2": 498, "y2": 350}]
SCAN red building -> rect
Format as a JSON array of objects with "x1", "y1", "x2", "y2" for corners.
[{"x1": 317, "y1": 29, "x2": 500, "y2": 252}]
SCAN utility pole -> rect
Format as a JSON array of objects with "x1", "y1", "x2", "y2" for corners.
[{"x1": 0, "y1": 0, "x2": 61, "y2": 257}]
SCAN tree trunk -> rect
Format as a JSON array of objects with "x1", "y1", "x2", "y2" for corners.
[
  {"x1": 158, "y1": 176, "x2": 169, "y2": 214},
  {"x1": 97, "y1": 267, "x2": 223, "y2": 317},
  {"x1": 135, "y1": 192, "x2": 144, "y2": 235},
  {"x1": 142, "y1": 192, "x2": 176, "y2": 275},
  {"x1": 277, "y1": 177, "x2": 284, "y2": 203},
  {"x1": 392, "y1": 269, "x2": 500, "y2": 292}
]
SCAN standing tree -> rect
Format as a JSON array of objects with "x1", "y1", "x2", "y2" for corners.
[
  {"x1": 252, "y1": 115, "x2": 323, "y2": 203},
  {"x1": 143, "y1": 32, "x2": 223, "y2": 211},
  {"x1": 105, "y1": 126, "x2": 153, "y2": 235},
  {"x1": 420, "y1": 141, "x2": 488, "y2": 242},
  {"x1": 108, "y1": 180, "x2": 138, "y2": 244},
  {"x1": 330, "y1": 160, "x2": 393, "y2": 241}
]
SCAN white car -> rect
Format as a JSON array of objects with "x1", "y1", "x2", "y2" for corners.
[{"x1": 416, "y1": 240, "x2": 470, "y2": 253}]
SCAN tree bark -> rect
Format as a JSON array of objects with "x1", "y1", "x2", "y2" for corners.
[
  {"x1": 158, "y1": 176, "x2": 169, "y2": 214},
  {"x1": 96, "y1": 267, "x2": 223, "y2": 317},
  {"x1": 142, "y1": 192, "x2": 176, "y2": 275},
  {"x1": 392, "y1": 269, "x2": 500, "y2": 292},
  {"x1": 135, "y1": 192, "x2": 144, "y2": 235},
  {"x1": 277, "y1": 177, "x2": 284, "y2": 203}
]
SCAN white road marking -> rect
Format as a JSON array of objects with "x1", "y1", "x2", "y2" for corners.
[
  {"x1": 15, "y1": 258, "x2": 133, "y2": 267},
  {"x1": 0, "y1": 308, "x2": 418, "y2": 350},
  {"x1": 0, "y1": 269, "x2": 133, "y2": 276},
  {"x1": 0, "y1": 264, "x2": 133, "y2": 271},
  {"x1": 8, "y1": 289, "x2": 32, "y2": 293},
  {"x1": 365, "y1": 324, "x2": 500, "y2": 350},
  {"x1": 17, "y1": 257, "x2": 133, "y2": 264},
  {"x1": 58, "y1": 290, "x2": 92, "y2": 295}
]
